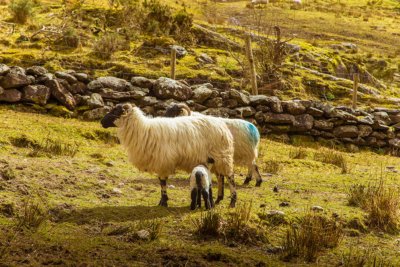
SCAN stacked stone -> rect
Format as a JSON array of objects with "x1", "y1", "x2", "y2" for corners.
[{"x1": 1, "y1": 63, "x2": 400, "y2": 152}]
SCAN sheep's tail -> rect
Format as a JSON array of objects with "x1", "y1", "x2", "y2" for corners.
[{"x1": 195, "y1": 171, "x2": 203, "y2": 190}]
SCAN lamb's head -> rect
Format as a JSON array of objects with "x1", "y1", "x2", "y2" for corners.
[
  {"x1": 101, "y1": 103, "x2": 133, "y2": 128},
  {"x1": 164, "y1": 103, "x2": 191, "y2": 117}
]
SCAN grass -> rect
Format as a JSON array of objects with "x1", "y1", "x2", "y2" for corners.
[
  {"x1": 1, "y1": 105, "x2": 400, "y2": 265},
  {"x1": 314, "y1": 148, "x2": 349, "y2": 174}
]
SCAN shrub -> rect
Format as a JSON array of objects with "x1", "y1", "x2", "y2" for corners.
[
  {"x1": 289, "y1": 147, "x2": 308, "y2": 159},
  {"x1": 93, "y1": 33, "x2": 128, "y2": 60},
  {"x1": 142, "y1": 0, "x2": 173, "y2": 35},
  {"x1": 281, "y1": 213, "x2": 343, "y2": 262},
  {"x1": 313, "y1": 149, "x2": 349, "y2": 174},
  {"x1": 8, "y1": 0, "x2": 34, "y2": 24},
  {"x1": 192, "y1": 210, "x2": 222, "y2": 238},
  {"x1": 60, "y1": 27, "x2": 80, "y2": 48}
]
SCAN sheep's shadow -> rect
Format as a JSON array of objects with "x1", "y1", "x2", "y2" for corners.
[{"x1": 58, "y1": 205, "x2": 190, "y2": 224}]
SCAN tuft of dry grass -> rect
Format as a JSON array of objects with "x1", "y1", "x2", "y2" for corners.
[
  {"x1": 8, "y1": 0, "x2": 34, "y2": 24},
  {"x1": 314, "y1": 149, "x2": 349, "y2": 174},
  {"x1": 16, "y1": 199, "x2": 48, "y2": 232},
  {"x1": 105, "y1": 219, "x2": 164, "y2": 242},
  {"x1": 341, "y1": 248, "x2": 395, "y2": 267},
  {"x1": 289, "y1": 147, "x2": 308, "y2": 159},
  {"x1": 281, "y1": 213, "x2": 343, "y2": 262},
  {"x1": 192, "y1": 210, "x2": 222, "y2": 238},
  {"x1": 264, "y1": 160, "x2": 282, "y2": 174},
  {"x1": 347, "y1": 184, "x2": 369, "y2": 207}
]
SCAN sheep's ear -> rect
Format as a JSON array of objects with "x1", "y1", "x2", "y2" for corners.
[{"x1": 122, "y1": 103, "x2": 132, "y2": 113}]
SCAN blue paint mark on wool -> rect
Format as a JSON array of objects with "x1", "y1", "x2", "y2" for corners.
[{"x1": 244, "y1": 121, "x2": 260, "y2": 146}]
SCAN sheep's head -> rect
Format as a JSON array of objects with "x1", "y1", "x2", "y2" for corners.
[
  {"x1": 101, "y1": 103, "x2": 132, "y2": 128},
  {"x1": 164, "y1": 103, "x2": 191, "y2": 117}
]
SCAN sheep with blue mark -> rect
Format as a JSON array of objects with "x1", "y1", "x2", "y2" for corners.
[
  {"x1": 101, "y1": 103, "x2": 238, "y2": 208},
  {"x1": 165, "y1": 103, "x2": 263, "y2": 204},
  {"x1": 190, "y1": 158, "x2": 215, "y2": 210}
]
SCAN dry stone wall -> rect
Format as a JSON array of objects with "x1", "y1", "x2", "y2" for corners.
[{"x1": 1, "y1": 63, "x2": 400, "y2": 152}]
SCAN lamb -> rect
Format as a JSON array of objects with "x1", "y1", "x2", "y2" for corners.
[
  {"x1": 101, "y1": 103, "x2": 238, "y2": 208},
  {"x1": 165, "y1": 103, "x2": 262, "y2": 202},
  {"x1": 190, "y1": 158, "x2": 215, "y2": 210}
]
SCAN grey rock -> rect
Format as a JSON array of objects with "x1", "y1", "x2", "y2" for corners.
[
  {"x1": 358, "y1": 125, "x2": 373, "y2": 137},
  {"x1": 197, "y1": 53, "x2": 214, "y2": 64},
  {"x1": 229, "y1": 89, "x2": 250, "y2": 106},
  {"x1": 358, "y1": 115, "x2": 374, "y2": 125},
  {"x1": 333, "y1": 125, "x2": 359, "y2": 138},
  {"x1": 204, "y1": 97, "x2": 223, "y2": 108},
  {"x1": 0, "y1": 86, "x2": 3, "y2": 95},
  {"x1": 249, "y1": 95, "x2": 269, "y2": 106},
  {"x1": 0, "y1": 89, "x2": 22, "y2": 102},
  {"x1": 373, "y1": 111, "x2": 391, "y2": 125},
  {"x1": 69, "y1": 82, "x2": 87, "y2": 94},
  {"x1": 0, "y1": 64, "x2": 10, "y2": 76},
  {"x1": 87, "y1": 93, "x2": 104, "y2": 108},
  {"x1": 291, "y1": 114, "x2": 314, "y2": 132},
  {"x1": 264, "y1": 113, "x2": 295, "y2": 124},
  {"x1": 311, "y1": 206, "x2": 324, "y2": 212},
  {"x1": 22, "y1": 85, "x2": 51, "y2": 105},
  {"x1": 73, "y1": 73, "x2": 91, "y2": 83},
  {"x1": 307, "y1": 107, "x2": 324, "y2": 117},
  {"x1": 266, "y1": 96, "x2": 283, "y2": 113},
  {"x1": 314, "y1": 120, "x2": 334, "y2": 130},
  {"x1": 389, "y1": 138, "x2": 400, "y2": 148},
  {"x1": 170, "y1": 45, "x2": 187, "y2": 58},
  {"x1": 82, "y1": 107, "x2": 111, "y2": 121},
  {"x1": 153, "y1": 77, "x2": 192, "y2": 101},
  {"x1": 55, "y1": 71, "x2": 78, "y2": 84},
  {"x1": 371, "y1": 131, "x2": 387, "y2": 140},
  {"x1": 136, "y1": 230, "x2": 150, "y2": 240},
  {"x1": 45, "y1": 79, "x2": 77, "y2": 110},
  {"x1": 236, "y1": 106, "x2": 256, "y2": 117},
  {"x1": 131, "y1": 76, "x2": 155, "y2": 89},
  {"x1": 192, "y1": 85, "x2": 213, "y2": 103},
  {"x1": 98, "y1": 88, "x2": 147, "y2": 100},
  {"x1": 139, "y1": 96, "x2": 159, "y2": 106},
  {"x1": 0, "y1": 72, "x2": 31, "y2": 89},
  {"x1": 225, "y1": 99, "x2": 238, "y2": 108},
  {"x1": 283, "y1": 101, "x2": 306, "y2": 115},
  {"x1": 191, "y1": 83, "x2": 213, "y2": 90},
  {"x1": 26, "y1": 66, "x2": 48, "y2": 76},
  {"x1": 36, "y1": 73, "x2": 54, "y2": 84},
  {"x1": 88, "y1": 76, "x2": 133, "y2": 92},
  {"x1": 202, "y1": 108, "x2": 235, "y2": 118}
]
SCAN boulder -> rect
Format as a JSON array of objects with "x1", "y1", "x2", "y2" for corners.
[
  {"x1": 389, "y1": 138, "x2": 400, "y2": 148},
  {"x1": 0, "y1": 72, "x2": 31, "y2": 89},
  {"x1": 45, "y1": 79, "x2": 77, "y2": 110},
  {"x1": 196, "y1": 53, "x2": 214, "y2": 64},
  {"x1": 22, "y1": 85, "x2": 51, "y2": 105},
  {"x1": 358, "y1": 125, "x2": 373, "y2": 137},
  {"x1": 139, "y1": 96, "x2": 159, "y2": 106},
  {"x1": 73, "y1": 73, "x2": 91, "y2": 83},
  {"x1": 170, "y1": 45, "x2": 187, "y2": 58},
  {"x1": 229, "y1": 89, "x2": 250, "y2": 106},
  {"x1": 26, "y1": 66, "x2": 48, "y2": 76},
  {"x1": 266, "y1": 96, "x2": 283, "y2": 113},
  {"x1": 87, "y1": 93, "x2": 104, "y2": 108},
  {"x1": 192, "y1": 85, "x2": 213, "y2": 103},
  {"x1": 153, "y1": 77, "x2": 192, "y2": 101},
  {"x1": 131, "y1": 76, "x2": 155, "y2": 89},
  {"x1": 236, "y1": 106, "x2": 256, "y2": 117},
  {"x1": 225, "y1": 99, "x2": 238, "y2": 108},
  {"x1": 333, "y1": 125, "x2": 359, "y2": 138},
  {"x1": 204, "y1": 97, "x2": 223, "y2": 108},
  {"x1": 358, "y1": 115, "x2": 374, "y2": 125},
  {"x1": 88, "y1": 77, "x2": 133, "y2": 92},
  {"x1": 36, "y1": 73, "x2": 54, "y2": 84},
  {"x1": 83, "y1": 107, "x2": 111, "y2": 121},
  {"x1": 69, "y1": 82, "x2": 87, "y2": 94},
  {"x1": 98, "y1": 88, "x2": 147, "y2": 100},
  {"x1": 307, "y1": 107, "x2": 324, "y2": 117},
  {"x1": 291, "y1": 114, "x2": 314, "y2": 132},
  {"x1": 373, "y1": 111, "x2": 391, "y2": 125},
  {"x1": 264, "y1": 113, "x2": 295, "y2": 124},
  {"x1": 256, "y1": 105, "x2": 270, "y2": 112},
  {"x1": 255, "y1": 111, "x2": 265, "y2": 123},
  {"x1": 327, "y1": 108, "x2": 357, "y2": 121},
  {"x1": 313, "y1": 120, "x2": 334, "y2": 131},
  {"x1": 0, "y1": 89, "x2": 22, "y2": 102},
  {"x1": 389, "y1": 114, "x2": 400, "y2": 125},
  {"x1": 0, "y1": 64, "x2": 10, "y2": 76},
  {"x1": 249, "y1": 95, "x2": 269, "y2": 106},
  {"x1": 282, "y1": 101, "x2": 306, "y2": 115},
  {"x1": 371, "y1": 131, "x2": 387, "y2": 140},
  {"x1": 55, "y1": 71, "x2": 78, "y2": 84},
  {"x1": 202, "y1": 108, "x2": 236, "y2": 118}
]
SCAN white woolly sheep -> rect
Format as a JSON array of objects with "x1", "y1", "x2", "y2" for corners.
[
  {"x1": 189, "y1": 158, "x2": 214, "y2": 210},
  {"x1": 101, "y1": 103, "x2": 238, "y2": 208},
  {"x1": 165, "y1": 103, "x2": 262, "y2": 202}
]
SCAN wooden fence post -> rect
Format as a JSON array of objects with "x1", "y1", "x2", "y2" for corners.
[
  {"x1": 245, "y1": 34, "x2": 258, "y2": 95},
  {"x1": 170, "y1": 48, "x2": 176, "y2": 80},
  {"x1": 352, "y1": 73, "x2": 359, "y2": 110}
]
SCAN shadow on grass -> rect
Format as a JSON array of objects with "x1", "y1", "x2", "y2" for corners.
[{"x1": 59, "y1": 205, "x2": 190, "y2": 224}]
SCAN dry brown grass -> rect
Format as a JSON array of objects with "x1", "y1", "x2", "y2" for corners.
[
  {"x1": 264, "y1": 160, "x2": 282, "y2": 174},
  {"x1": 289, "y1": 147, "x2": 308, "y2": 159},
  {"x1": 192, "y1": 210, "x2": 222, "y2": 238},
  {"x1": 281, "y1": 213, "x2": 343, "y2": 262},
  {"x1": 314, "y1": 149, "x2": 349, "y2": 174}
]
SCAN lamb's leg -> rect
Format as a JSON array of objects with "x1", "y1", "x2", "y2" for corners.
[
  {"x1": 227, "y1": 175, "x2": 237, "y2": 208},
  {"x1": 158, "y1": 177, "x2": 169, "y2": 207},
  {"x1": 190, "y1": 188, "x2": 198, "y2": 210},
  {"x1": 215, "y1": 175, "x2": 224, "y2": 204},
  {"x1": 202, "y1": 189, "x2": 211, "y2": 210},
  {"x1": 197, "y1": 188, "x2": 202, "y2": 208},
  {"x1": 254, "y1": 163, "x2": 262, "y2": 187},
  {"x1": 209, "y1": 186, "x2": 215, "y2": 208},
  {"x1": 243, "y1": 164, "x2": 253, "y2": 185}
]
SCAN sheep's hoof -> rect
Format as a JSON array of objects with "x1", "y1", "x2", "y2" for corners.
[
  {"x1": 243, "y1": 177, "x2": 252, "y2": 185},
  {"x1": 215, "y1": 196, "x2": 223, "y2": 205},
  {"x1": 229, "y1": 193, "x2": 237, "y2": 208},
  {"x1": 158, "y1": 198, "x2": 168, "y2": 207},
  {"x1": 255, "y1": 180, "x2": 262, "y2": 187}
]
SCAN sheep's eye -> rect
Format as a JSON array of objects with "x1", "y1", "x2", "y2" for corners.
[{"x1": 179, "y1": 109, "x2": 183, "y2": 114}]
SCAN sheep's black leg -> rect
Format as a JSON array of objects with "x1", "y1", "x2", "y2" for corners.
[
  {"x1": 254, "y1": 164, "x2": 263, "y2": 187},
  {"x1": 158, "y1": 177, "x2": 169, "y2": 207},
  {"x1": 190, "y1": 188, "x2": 197, "y2": 210},
  {"x1": 215, "y1": 175, "x2": 224, "y2": 204},
  {"x1": 209, "y1": 186, "x2": 215, "y2": 208},
  {"x1": 202, "y1": 189, "x2": 211, "y2": 210},
  {"x1": 227, "y1": 175, "x2": 237, "y2": 208},
  {"x1": 197, "y1": 188, "x2": 202, "y2": 208}
]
